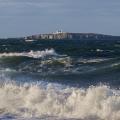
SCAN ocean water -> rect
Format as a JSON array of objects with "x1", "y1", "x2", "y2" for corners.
[{"x1": 0, "y1": 39, "x2": 120, "y2": 120}]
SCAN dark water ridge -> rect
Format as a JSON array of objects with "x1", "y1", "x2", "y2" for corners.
[
  {"x1": 0, "y1": 39, "x2": 120, "y2": 57},
  {"x1": 0, "y1": 39, "x2": 120, "y2": 88}
]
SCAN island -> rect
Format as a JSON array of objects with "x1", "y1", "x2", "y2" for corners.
[{"x1": 24, "y1": 30, "x2": 120, "y2": 41}]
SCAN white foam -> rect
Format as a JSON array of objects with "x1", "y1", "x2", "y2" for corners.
[
  {"x1": 0, "y1": 83, "x2": 119, "y2": 120},
  {"x1": 0, "y1": 49, "x2": 57, "y2": 58},
  {"x1": 78, "y1": 58, "x2": 109, "y2": 63}
]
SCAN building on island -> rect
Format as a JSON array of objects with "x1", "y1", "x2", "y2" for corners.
[{"x1": 25, "y1": 30, "x2": 118, "y2": 41}]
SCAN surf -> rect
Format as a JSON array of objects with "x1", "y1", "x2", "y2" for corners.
[{"x1": 0, "y1": 82, "x2": 119, "y2": 120}]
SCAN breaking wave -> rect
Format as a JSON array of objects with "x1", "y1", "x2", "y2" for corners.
[
  {"x1": 0, "y1": 82, "x2": 119, "y2": 120},
  {"x1": 0, "y1": 49, "x2": 57, "y2": 58}
]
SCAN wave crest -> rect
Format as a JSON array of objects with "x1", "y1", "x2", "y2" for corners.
[
  {"x1": 0, "y1": 49, "x2": 57, "y2": 58},
  {"x1": 0, "y1": 83, "x2": 119, "y2": 120}
]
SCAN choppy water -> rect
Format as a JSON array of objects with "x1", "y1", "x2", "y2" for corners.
[{"x1": 0, "y1": 39, "x2": 120, "y2": 120}]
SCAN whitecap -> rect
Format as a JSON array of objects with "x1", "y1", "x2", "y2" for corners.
[
  {"x1": 0, "y1": 49, "x2": 58, "y2": 58},
  {"x1": 0, "y1": 83, "x2": 119, "y2": 120}
]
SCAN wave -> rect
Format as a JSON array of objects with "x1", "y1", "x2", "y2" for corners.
[
  {"x1": 0, "y1": 54, "x2": 120, "y2": 77},
  {"x1": 0, "y1": 49, "x2": 58, "y2": 58},
  {"x1": 0, "y1": 49, "x2": 120, "y2": 85},
  {"x1": 0, "y1": 82, "x2": 119, "y2": 120}
]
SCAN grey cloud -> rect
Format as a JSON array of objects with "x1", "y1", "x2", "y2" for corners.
[{"x1": 0, "y1": 0, "x2": 120, "y2": 37}]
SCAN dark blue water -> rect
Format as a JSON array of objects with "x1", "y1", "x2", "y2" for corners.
[
  {"x1": 0, "y1": 39, "x2": 120, "y2": 120},
  {"x1": 0, "y1": 39, "x2": 120, "y2": 87}
]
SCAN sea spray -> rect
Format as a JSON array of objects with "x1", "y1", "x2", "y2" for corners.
[{"x1": 0, "y1": 82, "x2": 119, "y2": 120}]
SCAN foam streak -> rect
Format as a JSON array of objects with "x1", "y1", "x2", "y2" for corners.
[{"x1": 0, "y1": 49, "x2": 57, "y2": 58}]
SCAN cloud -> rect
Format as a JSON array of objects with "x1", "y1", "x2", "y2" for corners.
[
  {"x1": 0, "y1": 0, "x2": 60, "y2": 7},
  {"x1": 0, "y1": 0, "x2": 67, "y2": 17},
  {"x1": 0, "y1": 0, "x2": 120, "y2": 37},
  {"x1": 0, "y1": 0, "x2": 119, "y2": 20}
]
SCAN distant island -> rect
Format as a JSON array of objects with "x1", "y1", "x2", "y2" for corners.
[
  {"x1": 24, "y1": 30, "x2": 120, "y2": 41},
  {"x1": 1, "y1": 30, "x2": 120, "y2": 41}
]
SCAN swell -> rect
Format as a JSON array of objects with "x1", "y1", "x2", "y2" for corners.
[
  {"x1": 1, "y1": 52, "x2": 120, "y2": 74},
  {"x1": 0, "y1": 49, "x2": 120, "y2": 88}
]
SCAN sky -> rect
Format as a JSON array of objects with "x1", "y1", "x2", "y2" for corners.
[{"x1": 0, "y1": 0, "x2": 120, "y2": 37}]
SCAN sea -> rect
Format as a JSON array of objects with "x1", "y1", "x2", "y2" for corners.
[{"x1": 0, "y1": 39, "x2": 120, "y2": 120}]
